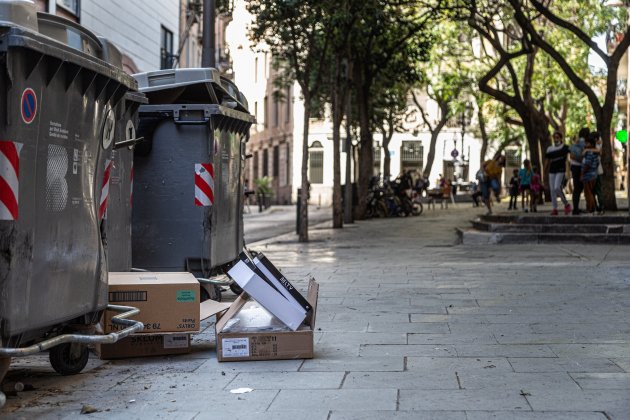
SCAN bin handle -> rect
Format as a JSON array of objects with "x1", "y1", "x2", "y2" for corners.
[
  {"x1": 114, "y1": 137, "x2": 144, "y2": 149},
  {"x1": 173, "y1": 117, "x2": 210, "y2": 125},
  {"x1": 0, "y1": 305, "x2": 144, "y2": 358}
]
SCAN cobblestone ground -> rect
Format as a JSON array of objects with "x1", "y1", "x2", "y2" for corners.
[{"x1": 3, "y1": 205, "x2": 630, "y2": 419}]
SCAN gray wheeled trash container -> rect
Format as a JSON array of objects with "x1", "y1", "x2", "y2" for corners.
[
  {"x1": 0, "y1": 1, "x2": 143, "y2": 387},
  {"x1": 132, "y1": 68, "x2": 254, "y2": 298}
]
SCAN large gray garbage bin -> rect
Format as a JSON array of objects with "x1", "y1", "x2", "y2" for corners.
[
  {"x1": 132, "y1": 68, "x2": 254, "y2": 277},
  {"x1": 0, "y1": 3, "x2": 139, "y2": 348}
]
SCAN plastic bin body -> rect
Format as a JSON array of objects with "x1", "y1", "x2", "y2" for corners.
[
  {"x1": 132, "y1": 68, "x2": 254, "y2": 275},
  {"x1": 105, "y1": 91, "x2": 146, "y2": 272},
  {"x1": 0, "y1": 3, "x2": 138, "y2": 344}
]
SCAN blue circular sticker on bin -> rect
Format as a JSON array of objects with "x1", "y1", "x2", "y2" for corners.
[{"x1": 21, "y1": 88, "x2": 37, "y2": 124}]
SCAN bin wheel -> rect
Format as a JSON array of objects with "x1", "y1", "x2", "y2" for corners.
[
  {"x1": 229, "y1": 283, "x2": 243, "y2": 296},
  {"x1": 200, "y1": 284, "x2": 222, "y2": 302},
  {"x1": 412, "y1": 201, "x2": 423, "y2": 216},
  {"x1": 49, "y1": 343, "x2": 89, "y2": 376},
  {"x1": 0, "y1": 391, "x2": 6, "y2": 408}
]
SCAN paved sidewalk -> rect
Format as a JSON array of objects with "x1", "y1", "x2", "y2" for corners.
[{"x1": 3, "y1": 204, "x2": 630, "y2": 419}]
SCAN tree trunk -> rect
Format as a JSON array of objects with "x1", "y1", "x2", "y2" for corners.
[
  {"x1": 355, "y1": 77, "x2": 372, "y2": 220},
  {"x1": 332, "y1": 57, "x2": 343, "y2": 229},
  {"x1": 299, "y1": 97, "x2": 311, "y2": 242},
  {"x1": 596, "y1": 115, "x2": 618, "y2": 211},
  {"x1": 423, "y1": 130, "x2": 440, "y2": 178},
  {"x1": 382, "y1": 129, "x2": 391, "y2": 179},
  {"x1": 344, "y1": 93, "x2": 354, "y2": 224}
]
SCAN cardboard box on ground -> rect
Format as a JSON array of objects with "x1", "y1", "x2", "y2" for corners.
[
  {"x1": 216, "y1": 278, "x2": 319, "y2": 362},
  {"x1": 98, "y1": 272, "x2": 230, "y2": 359},
  {"x1": 95, "y1": 333, "x2": 191, "y2": 359},
  {"x1": 99, "y1": 256, "x2": 319, "y2": 361}
]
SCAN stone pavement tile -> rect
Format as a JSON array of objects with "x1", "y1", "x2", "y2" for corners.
[
  {"x1": 195, "y1": 410, "x2": 330, "y2": 420},
  {"x1": 612, "y1": 357, "x2": 630, "y2": 371},
  {"x1": 312, "y1": 341, "x2": 361, "y2": 357},
  {"x1": 549, "y1": 344, "x2": 630, "y2": 358},
  {"x1": 318, "y1": 332, "x2": 407, "y2": 346},
  {"x1": 329, "y1": 410, "x2": 466, "y2": 420},
  {"x1": 332, "y1": 304, "x2": 448, "y2": 315},
  {"x1": 455, "y1": 344, "x2": 555, "y2": 358},
  {"x1": 343, "y1": 297, "x2": 411, "y2": 305},
  {"x1": 406, "y1": 356, "x2": 514, "y2": 372},
  {"x1": 493, "y1": 333, "x2": 604, "y2": 345},
  {"x1": 606, "y1": 409, "x2": 630, "y2": 420},
  {"x1": 342, "y1": 371, "x2": 458, "y2": 390},
  {"x1": 570, "y1": 373, "x2": 630, "y2": 390},
  {"x1": 525, "y1": 389, "x2": 630, "y2": 412},
  {"x1": 315, "y1": 320, "x2": 369, "y2": 332},
  {"x1": 198, "y1": 357, "x2": 304, "y2": 373},
  {"x1": 360, "y1": 344, "x2": 456, "y2": 357},
  {"x1": 508, "y1": 358, "x2": 624, "y2": 373},
  {"x1": 300, "y1": 356, "x2": 403, "y2": 372},
  {"x1": 398, "y1": 389, "x2": 528, "y2": 411},
  {"x1": 464, "y1": 411, "x2": 607, "y2": 420},
  {"x1": 227, "y1": 371, "x2": 344, "y2": 390},
  {"x1": 3, "y1": 364, "x2": 135, "y2": 394},
  {"x1": 458, "y1": 371, "x2": 580, "y2": 392},
  {"x1": 3, "y1": 407, "x2": 200, "y2": 420},
  {"x1": 368, "y1": 322, "x2": 450, "y2": 334},
  {"x1": 333, "y1": 313, "x2": 410, "y2": 323},
  {"x1": 408, "y1": 333, "x2": 497, "y2": 345},
  {"x1": 6, "y1": 389, "x2": 279, "y2": 417},
  {"x1": 106, "y1": 357, "x2": 207, "y2": 373},
  {"x1": 410, "y1": 314, "x2": 488, "y2": 323},
  {"x1": 318, "y1": 297, "x2": 345, "y2": 304},
  {"x1": 113, "y1": 370, "x2": 237, "y2": 391},
  {"x1": 268, "y1": 389, "x2": 397, "y2": 411}
]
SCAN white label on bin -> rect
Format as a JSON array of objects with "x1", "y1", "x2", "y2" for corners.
[
  {"x1": 163, "y1": 334, "x2": 189, "y2": 349},
  {"x1": 222, "y1": 338, "x2": 250, "y2": 358},
  {"x1": 101, "y1": 107, "x2": 115, "y2": 150}
]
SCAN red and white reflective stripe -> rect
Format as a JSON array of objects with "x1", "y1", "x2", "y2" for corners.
[
  {"x1": 194, "y1": 163, "x2": 214, "y2": 207},
  {"x1": 99, "y1": 159, "x2": 113, "y2": 220},
  {"x1": 0, "y1": 141, "x2": 23, "y2": 221},
  {"x1": 129, "y1": 162, "x2": 134, "y2": 207}
]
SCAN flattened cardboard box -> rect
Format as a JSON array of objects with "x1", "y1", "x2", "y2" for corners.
[
  {"x1": 216, "y1": 279, "x2": 318, "y2": 362},
  {"x1": 104, "y1": 272, "x2": 230, "y2": 334},
  {"x1": 96, "y1": 333, "x2": 191, "y2": 359}
]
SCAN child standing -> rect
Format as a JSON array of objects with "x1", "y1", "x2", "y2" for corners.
[
  {"x1": 508, "y1": 169, "x2": 519, "y2": 210},
  {"x1": 530, "y1": 166, "x2": 542, "y2": 212}
]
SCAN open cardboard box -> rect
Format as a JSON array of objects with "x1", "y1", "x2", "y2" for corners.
[{"x1": 215, "y1": 279, "x2": 318, "y2": 362}]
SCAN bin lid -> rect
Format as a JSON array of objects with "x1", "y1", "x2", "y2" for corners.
[
  {"x1": 134, "y1": 68, "x2": 249, "y2": 113},
  {"x1": 0, "y1": 0, "x2": 38, "y2": 32},
  {"x1": 0, "y1": 1, "x2": 127, "y2": 71}
]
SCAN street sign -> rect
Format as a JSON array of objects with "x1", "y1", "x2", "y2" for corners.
[{"x1": 451, "y1": 149, "x2": 459, "y2": 158}]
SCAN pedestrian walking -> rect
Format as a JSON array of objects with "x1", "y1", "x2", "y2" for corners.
[
  {"x1": 581, "y1": 133, "x2": 600, "y2": 214},
  {"x1": 569, "y1": 128, "x2": 589, "y2": 215},
  {"x1": 480, "y1": 155, "x2": 506, "y2": 215},
  {"x1": 593, "y1": 134, "x2": 605, "y2": 214},
  {"x1": 545, "y1": 131, "x2": 571, "y2": 215},
  {"x1": 508, "y1": 169, "x2": 519, "y2": 210},
  {"x1": 518, "y1": 159, "x2": 532, "y2": 212},
  {"x1": 530, "y1": 166, "x2": 543, "y2": 212}
]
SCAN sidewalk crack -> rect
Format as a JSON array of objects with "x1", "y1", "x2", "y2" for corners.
[{"x1": 265, "y1": 389, "x2": 281, "y2": 412}]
